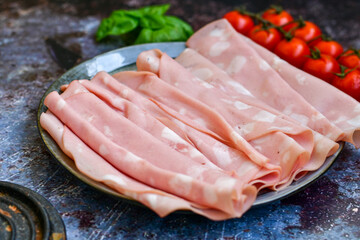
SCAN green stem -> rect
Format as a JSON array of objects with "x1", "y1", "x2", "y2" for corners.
[
  {"x1": 310, "y1": 47, "x2": 321, "y2": 59},
  {"x1": 307, "y1": 34, "x2": 324, "y2": 45},
  {"x1": 269, "y1": 5, "x2": 284, "y2": 14},
  {"x1": 348, "y1": 48, "x2": 360, "y2": 58},
  {"x1": 238, "y1": 9, "x2": 293, "y2": 39},
  {"x1": 334, "y1": 65, "x2": 356, "y2": 78},
  {"x1": 236, "y1": 7, "x2": 307, "y2": 41}
]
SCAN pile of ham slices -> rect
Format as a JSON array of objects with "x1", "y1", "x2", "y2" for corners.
[{"x1": 40, "y1": 19, "x2": 360, "y2": 220}]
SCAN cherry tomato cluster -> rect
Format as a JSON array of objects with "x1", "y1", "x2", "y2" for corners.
[{"x1": 223, "y1": 5, "x2": 360, "y2": 101}]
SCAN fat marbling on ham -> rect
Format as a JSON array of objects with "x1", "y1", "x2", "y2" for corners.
[
  {"x1": 77, "y1": 72, "x2": 282, "y2": 188},
  {"x1": 174, "y1": 48, "x2": 339, "y2": 180},
  {"x1": 135, "y1": 49, "x2": 339, "y2": 188},
  {"x1": 239, "y1": 34, "x2": 360, "y2": 147},
  {"x1": 112, "y1": 71, "x2": 270, "y2": 168},
  {"x1": 186, "y1": 19, "x2": 345, "y2": 143},
  {"x1": 41, "y1": 111, "x2": 237, "y2": 220},
  {"x1": 43, "y1": 81, "x2": 258, "y2": 218}
]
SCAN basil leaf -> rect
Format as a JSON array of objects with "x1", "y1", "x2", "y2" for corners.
[
  {"x1": 138, "y1": 4, "x2": 170, "y2": 16},
  {"x1": 96, "y1": 4, "x2": 193, "y2": 44},
  {"x1": 153, "y1": 26, "x2": 185, "y2": 42},
  {"x1": 110, "y1": 16, "x2": 139, "y2": 35},
  {"x1": 134, "y1": 28, "x2": 154, "y2": 44},
  {"x1": 111, "y1": 9, "x2": 142, "y2": 19},
  {"x1": 96, "y1": 15, "x2": 138, "y2": 41},
  {"x1": 96, "y1": 18, "x2": 114, "y2": 41},
  {"x1": 164, "y1": 16, "x2": 194, "y2": 38},
  {"x1": 139, "y1": 15, "x2": 166, "y2": 29},
  {"x1": 134, "y1": 26, "x2": 190, "y2": 44}
]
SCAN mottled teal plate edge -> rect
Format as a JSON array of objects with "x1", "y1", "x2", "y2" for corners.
[{"x1": 36, "y1": 42, "x2": 344, "y2": 211}]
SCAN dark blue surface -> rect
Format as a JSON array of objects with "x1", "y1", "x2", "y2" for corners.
[{"x1": 0, "y1": 0, "x2": 359, "y2": 239}]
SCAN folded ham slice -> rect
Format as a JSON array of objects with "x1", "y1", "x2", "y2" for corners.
[
  {"x1": 40, "y1": 111, "x2": 243, "y2": 220},
  {"x1": 112, "y1": 71, "x2": 310, "y2": 188},
  {"x1": 77, "y1": 72, "x2": 282, "y2": 189},
  {"x1": 176, "y1": 48, "x2": 283, "y2": 116},
  {"x1": 135, "y1": 49, "x2": 340, "y2": 188},
  {"x1": 109, "y1": 71, "x2": 269, "y2": 168},
  {"x1": 240, "y1": 34, "x2": 360, "y2": 147},
  {"x1": 174, "y1": 47, "x2": 339, "y2": 176},
  {"x1": 67, "y1": 80, "x2": 221, "y2": 171},
  {"x1": 76, "y1": 78, "x2": 283, "y2": 188},
  {"x1": 186, "y1": 19, "x2": 345, "y2": 143},
  {"x1": 43, "y1": 80, "x2": 259, "y2": 217}
]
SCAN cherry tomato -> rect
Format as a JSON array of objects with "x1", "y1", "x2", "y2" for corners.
[
  {"x1": 307, "y1": 36, "x2": 322, "y2": 47},
  {"x1": 248, "y1": 25, "x2": 282, "y2": 51},
  {"x1": 262, "y1": 6, "x2": 293, "y2": 26},
  {"x1": 223, "y1": 11, "x2": 254, "y2": 35},
  {"x1": 284, "y1": 21, "x2": 322, "y2": 42},
  {"x1": 311, "y1": 40, "x2": 343, "y2": 58},
  {"x1": 274, "y1": 37, "x2": 311, "y2": 68},
  {"x1": 338, "y1": 49, "x2": 360, "y2": 69},
  {"x1": 332, "y1": 69, "x2": 360, "y2": 101},
  {"x1": 302, "y1": 52, "x2": 340, "y2": 83}
]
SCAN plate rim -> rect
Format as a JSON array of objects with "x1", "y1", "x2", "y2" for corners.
[{"x1": 37, "y1": 42, "x2": 344, "y2": 211}]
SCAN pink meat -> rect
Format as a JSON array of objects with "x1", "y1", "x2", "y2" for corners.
[
  {"x1": 67, "y1": 80, "x2": 221, "y2": 171},
  {"x1": 40, "y1": 111, "x2": 242, "y2": 220},
  {"x1": 110, "y1": 73, "x2": 308, "y2": 189},
  {"x1": 174, "y1": 47, "x2": 339, "y2": 185},
  {"x1": 74, "y1": 76, "x2": 282, "y2": 189},
  {"x1": 85, "y1": 71, "x2": 230, "y2": 145},
  {"x1": 186, "y1": 19, "x2": 344, "y2": 142},
  {"x1": 136, "y1": 49, "x2": 326, "y2": 187},
  {"x1": 241, "y1": 34, "x2": 360, "y2": 147},
  {"x1": 176, "y1": 48, "x2": 283, "y2": 115},
  {"x1": 110, "y1": 71, "x2": 270, "y2": 167},
  {"x1": 162, "y1": 118, "x2": 282, "y2": 189},
  {"x1": 43, "y1": 82, "x2": 257, "y2": 216}
]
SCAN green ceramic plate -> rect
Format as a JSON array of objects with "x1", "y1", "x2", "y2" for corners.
[{"x1": 37, "y1": 42, "x2": 344, "y2": 209}]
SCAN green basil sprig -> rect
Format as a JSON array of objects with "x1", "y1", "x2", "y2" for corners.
[{"x1": 96, "y1": 4, "x2": 193, "y2": 44}]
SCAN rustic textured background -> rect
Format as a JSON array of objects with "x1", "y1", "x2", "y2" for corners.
[{"x1": 0, "y1": 0, "x2": 359, "y2": 239}]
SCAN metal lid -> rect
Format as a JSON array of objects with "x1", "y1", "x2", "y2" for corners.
[{"x1": 0, "y1": 181, "x2": 66, "y2": 240}]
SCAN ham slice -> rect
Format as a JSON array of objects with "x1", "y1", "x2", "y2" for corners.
[
  {"x1": 43, "y1": 81, "x2": 258, "y2": 217},
  {"x1": 69, "y1": 80, "x2": 221, "y2": 170},
  {"x1": 77, "y1": 78, "x2": 282, "y2": 187},
  {"x1": 112, "y1": 70, "x2": 311, "y2": 188},
  {"x1": 110, "y1": 71, "x2": 270, "y2": 168},
  {"x1": 77, "y1": 72, "x2": 282, "y2": 189},
  {"x1": 135, "y1": 49, "x2": 340, "y2": 188},
  {"x1": 40, "y1": 111, "x2": 242, "y2": 220},
  {"x1": 174, "y1": 47, "x2": 339, "y2": 174},
  {"x1": 186, "y1": 19, "x2": 345, "y2": 142},
  {"x1": 240, "y1": 34, "x2": 360, "y2": 147},
  {"x1": 176, "y1": 48, "x2": 283, "y2": 116}
]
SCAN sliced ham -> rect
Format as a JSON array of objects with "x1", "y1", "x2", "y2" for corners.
[
  {"x1": 66, "y1": 80, "x2": 221, "y2": 170},
  {"x1": 40, "y1": 111, "x2": 241, "y2": 220},
  {"x1": 83, "y1": 72, "x2": 236, "y2": 149},
  {"x1": 111, "y1": 66, "x2": 316, "y2": 188},
  {"x1": 240, "y1": 34, "x2": 360, "y2": 147},
  {"x1": 176, "y1": 48, "x2": 284, "y2": 116},
  {"x1": 186, "y1": 19, "x2": 344, "y2": 142},
  {"x1": 109, "y1": 71, "x2": 270, "y2": 167},
  {"x1": 43, "y1": 81, "x2": 258, "y2": 217},
  {"x1": 76, "y1": 73, "x2": 282, "y2": 189},
  {"x1": 174, "y1": 47, "x2": 339, "y2": 174}
]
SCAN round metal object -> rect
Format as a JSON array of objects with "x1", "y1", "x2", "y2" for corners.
[{"x1": 0, "y1": 181, "x2": 66, "y2": 240}]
